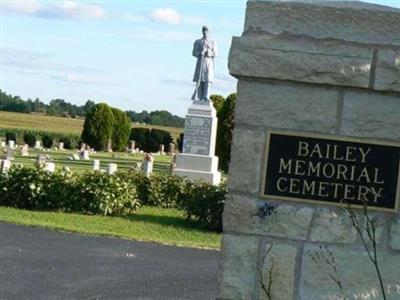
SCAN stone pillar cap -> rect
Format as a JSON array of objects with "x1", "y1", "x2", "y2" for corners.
[
  {"x1": 244, "y1": 0, "x2": 400, "y2": 46},
  {"x1": 251, "y1": 0, "x2": 399, "y2": 12}
]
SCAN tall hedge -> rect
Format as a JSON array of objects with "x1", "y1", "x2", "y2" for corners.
[
  {"x1": 5, "y1": 131, "x2": 16, "y2": 142},
  {"x1": 42, "y1": 134, "x2": 54, "y2": 149},
  {"x1": 130, "y1": 128, "x2": 149, "y2": 150},
  {"x1": 23, "y1": 132, "x2": 36, "y2": 147},
  {"x1": 112, "y1": 108, "x2": 131, "y2": 151},
  {"x1": 147, "y1": 129, "x2": 173, "y2": 152},
  {"x1": 81, "y1": 103, "x2": 115, "y2": 151},
  {"x1": 216, "y1": 93, "x2": 236, "y2": 173},
  {"x1": 130, "y1": 128, "x2": 172, "y2": 153}
]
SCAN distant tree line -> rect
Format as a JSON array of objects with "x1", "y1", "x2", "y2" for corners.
[
  {"x1": 126, "y1": 110, "x2": 184, "y2": 128},
  {"x1": 0, "y1": 90, "x2": 184, "y2": 128},
  {"x1": 0, "y1": 89, "x2": 96, "y2": 118}
]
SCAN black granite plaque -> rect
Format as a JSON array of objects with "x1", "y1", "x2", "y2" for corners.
[{"x1": 262, "y1": 131, "x2": 400, "y2": 211}]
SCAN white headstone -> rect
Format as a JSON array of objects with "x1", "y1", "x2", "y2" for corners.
[
  {"x1": 35, "y1": 155, "x2": 46, "y2": 168},
  {"x1": 0, "y1": 141, "x2": 5, "y2": 148},
  {"x1": 159, "y1": 144, "x2": 165, "y2": 155},
  {"x1": 0, "y1": 159, "x2": 11, "y2": 173},
  {"x1": 170, "y1": 154, "x2": 177, "y2": 174},
  {"x1": 72, "y1": 154, "x2": 80, "y2": 160},
  {"x1": 93, "y1": 159, "x2": 100, "y2": 171},
  {"x1": 143, "y1": 154, "x2": 154, "y2": 177},
  {"x1": 8, "y1": 140, "x2": 15, "y2": 149},
  {"x1": 21, "y1": 144, "x2": 29, "y2": 156},
  {"x1": 129, "y1": 140, "x2": 136, "y2": 153},
  {"x1": 44, "y1": 162, "x2": 55, "y2": 173},
  {"x1": 34, "y1": 140, "x2": 41, "y2": 149},
  {"x1": 169, "y1": 143, "x2": 176, "y2": 155},
  {"x1": 5, "y1": 147, "x2": 15, "y2": 161},
  {"x1": 59, "y1": 142, "x2": 64, "y2": 150},
  {"x1": 80, "y1": 150, "x2": 90, "y2": 160},
  {"x1": 107, "y1": 163, "x2": 117, "y2": 175},
  {"x1": 143, "y1": 160, "x2": 153, "y2": 177}
]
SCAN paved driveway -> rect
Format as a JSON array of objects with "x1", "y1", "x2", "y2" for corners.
[{"x1": 0, "y1": 223, "x2": 220, "y2": 300}]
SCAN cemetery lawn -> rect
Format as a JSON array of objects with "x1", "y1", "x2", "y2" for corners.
[
  {"x1": 12, "y1": 149, "x2": 172, "y2": 174},
  {"x1": 0, "y1": 206, "x2": 221, "y2": 249}
]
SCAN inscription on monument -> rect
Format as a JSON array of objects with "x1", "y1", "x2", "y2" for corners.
[
  {"x1": 183, "y1": 116, "x2": 212, "y2": 155},
  {"x1": 262, "y1": 131, "x2": 400, "y2": 211}
]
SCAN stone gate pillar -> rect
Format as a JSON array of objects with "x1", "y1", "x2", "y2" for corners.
[{"x1": 219, "y1": 1, "x2": 400, "y2": 299}]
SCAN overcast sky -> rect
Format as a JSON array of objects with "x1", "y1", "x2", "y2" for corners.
[{"x1": 1, "y1": 0, "x2": 399, "y2": 116}]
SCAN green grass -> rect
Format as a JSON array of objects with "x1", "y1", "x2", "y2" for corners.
[
  {"x1": 10, "y1": 148, "x2": 172, "y2": 174},
  {"x1": 0, "y1": 206, "x2": 221, "y2": 249},
  {"x1": 0, "y1": 111, "x2": 183, "y2": 140}
]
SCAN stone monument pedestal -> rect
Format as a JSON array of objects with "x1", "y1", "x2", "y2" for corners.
[{"x1": 173, "y1": 101, "x2": 221, "y2": 185}]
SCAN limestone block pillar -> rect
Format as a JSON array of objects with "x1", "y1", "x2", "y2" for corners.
[{"x1": 218, "y1": 1, "x2": 400, "y2": 299}]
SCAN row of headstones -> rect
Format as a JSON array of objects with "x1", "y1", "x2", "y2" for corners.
[
  {"x1": 1, "y1": 140, "x2": 177, "y2": 156},
  {"x1": 0, "y1": 154, "x2": 155, "y2": 177},
  {"x1": 127, "y1": 141, "x2": 176, "y2": 155},
  {"x1": 0, "y1": 140, "x2": 58, "y2": 150},
  {"x1": 83, "y1": 140, "x2": 176, "y2": 155},
  {"x1": 1, "y1": 145, "x2": 87, "y2": 161},
  {"x1": 2, "y1": 144, "x2": 56, "y2": 160},
  {"x1": 2, "y1": 143, "x2": 153, "y2": 161}
]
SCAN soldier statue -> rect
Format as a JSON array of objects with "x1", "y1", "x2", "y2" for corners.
[{"x1": 191, "y1": 26, "x2": 218, "y2": 102}]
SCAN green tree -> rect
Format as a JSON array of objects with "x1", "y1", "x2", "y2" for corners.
[
  {"x1": 112, "y1": 108, "x2": 132, "y2": 151},
  {"x1": 148, "y1": 129, "x2": 173, "y2": 152},
  {"x1": 83, "y1": 100, "x2": 95, "y2": 115},
  {"x1": 210, "y1": 94, "x2": 225, "y2": 112},
  {"x1": 23, "y1": 132, "x2": 36, "y2": 147},
  {"x1": 5, "y1": 131, "x2": 17, "y2": 143},
  {"x1": 42, "y1": 134, "x2": 54, "y2": 149},
  {"x1": 126, "y1": 110, "x2": 184, "y2": 128},
  {"x1": 130, "y1": 128, "x2": 149, "y2": 150},
  {"x1": 81, "y1": 103, "x2": 115, "y2": 151},
  {"x1": 216, "y1": 93, "x2": 236, "y2": 173}
]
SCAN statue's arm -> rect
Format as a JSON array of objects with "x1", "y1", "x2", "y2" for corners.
[{"x1": 207, "y1": 42, "x2": 218, "y2": 58}]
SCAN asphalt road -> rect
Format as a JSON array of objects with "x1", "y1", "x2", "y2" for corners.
[{"x1": 0, "y1": 223, "x2": 220, "y2": 300}]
